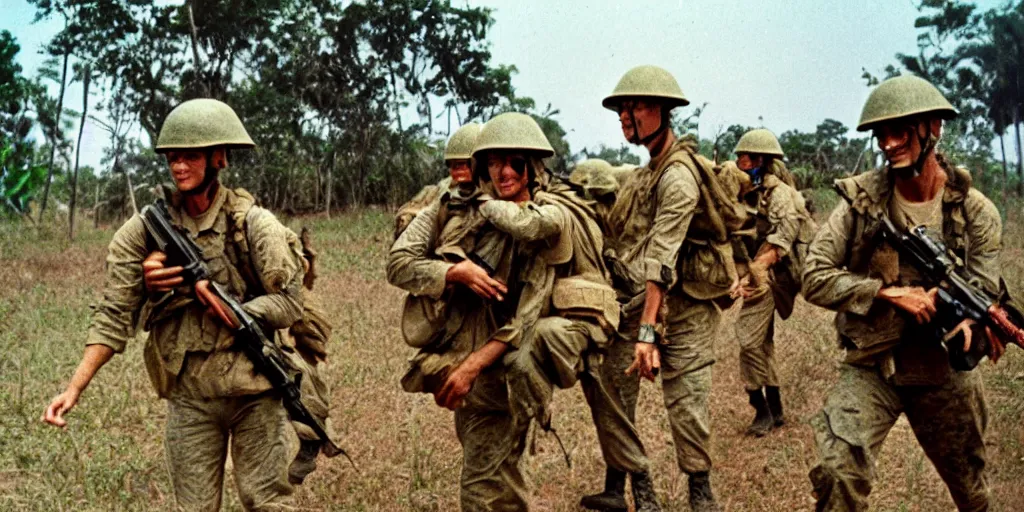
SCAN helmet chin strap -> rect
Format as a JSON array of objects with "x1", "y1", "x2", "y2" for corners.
[
  {"x1": 888, "y1": 123, "x2": 937, "y2": 179},
  {"x1": 626, "y1": 105, "x2": 670, "y2": 147},
  {"x1": 182, "y1": 149, "x2": 221, "y2": 197}
]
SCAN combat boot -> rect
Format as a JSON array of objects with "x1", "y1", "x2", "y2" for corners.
[
  {"x1": 630, "y1": 471, "x2": 661, "y2": 512},
  {"x1": 687, "y1": 471, "x2": 719, "y2": 512},
  {"x1": 580, "y1": 467, "x2": 627, "y2": 511},
  {"x1": 746, "y1": 388, "x2": 773, "y2": 437},
  {"x1": 765, "y1": 386, "x2": 784, "y2": 427}
]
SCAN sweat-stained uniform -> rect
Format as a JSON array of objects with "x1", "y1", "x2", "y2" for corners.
[
  {"x1": 87, "y1": 185, "x2": 307, "y2": 511},
  {"x1": 477, "y1": 179, "x2": 651, "y2": 476},
  {"x1": 730, "y1": 163, "x2": 816, "y2": 391},
  {"x1": 600, "y1": 139, "x2": 728, "y2": 475},
  {"x1": 394, "y1": 176, "x2": 453, "y2": 240},
  {"x1": 802, "y1": 161, "x2": 1000, "y2": 512},
  {"x1": 387, "y1": 187, "x2": 531, "y2": 512}
]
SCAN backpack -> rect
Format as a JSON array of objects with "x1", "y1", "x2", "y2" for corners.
[{"x1": 650, "y1": 143, "x2": 748, "y2": 301}]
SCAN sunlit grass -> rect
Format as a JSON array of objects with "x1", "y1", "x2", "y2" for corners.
[{"x1": 0, "y1": 202, "x2": 1021, "y2": 511}]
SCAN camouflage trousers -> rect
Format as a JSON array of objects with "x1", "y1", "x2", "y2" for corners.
[
  {"x1": 455, "y1": 364, "x2": 530, "y2": 512},
  {"x1": 506, "y1": 316, "x2": 650, "y2": 474},
  {"x1": 165, "y1": 391, "x2": 298, "y2": 511},
  {"x1": 737, "y1": 293, "x2": 779, "y2": 391},
  {"x1": 606, "y1": 293, "x2": 719, "y2": 474},
  {"x1": 809, "y1": 364, "x2": 989, "y2": 512}
]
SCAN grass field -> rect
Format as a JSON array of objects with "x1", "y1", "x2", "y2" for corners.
[{"x1": 1, "y1": 200, "x2": 1023, "y2": 511}]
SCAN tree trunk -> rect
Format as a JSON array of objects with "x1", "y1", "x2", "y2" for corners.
[
  {"x1": 93, "y1": 181, "x2": 100, "y2": 229},
  {"x1": 186, "y1": 2, "x2": 208, "y2": 96},
  {"x1": 126, "y1": 170, "x2": 138, "y2": 215},
  {"x1": 68, "y1": 65, "x2": 91, "y2": 240},
  {"x1": 1014, "y1": 110, "x2": 1023, "y2": 195},
  {"x1": 324, "y1": 148, "x2": 333, "y2": 218},
  {"x1": 999, "y1": 131, "x2": 1008, "y2": 183},
  {"x1": 38, "y1": 49, "x2": 70, "y2": 221}
]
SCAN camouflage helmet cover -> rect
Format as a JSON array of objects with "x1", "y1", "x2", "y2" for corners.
[
  {"x1": 602, "y1": 65, "x2": 690, "y2": 111},
  {"x1": 472, "y1": 112, "x2": 554, "y2": 158},
  {"x1": 444, "y1": 122, "x2": 481, "y2": 161},
  {"x1": 857, "y1": 75, "x2": 958, "y2": 132},
  {"x1": 734, "y1": 128, "x2": 784, "y2": 157},
  {"x1": 156, "y1": 98, "x2": 255, "y2": 152}
]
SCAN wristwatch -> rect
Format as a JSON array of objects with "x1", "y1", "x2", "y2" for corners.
[{"x1": 637, "y1": 323, "x2": 657, "y2": 344}]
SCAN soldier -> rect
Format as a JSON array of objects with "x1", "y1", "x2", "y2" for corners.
[
  {"x1": 472, "y1": 120, "x2": 661, "y2": 512},
  {"x1": 726, "y1": 129, "x2": 816, "y2": 437},
  {"x1": 597, "y1": 65, "x2": 743, "y2": 512},
  {"x1": 42, "y1": 99, "x2": 311, "y2": 511},
  {"x1": 803, "y1": 75, "x2": 1006, "y2": 511},
  {"x1": 394, "y1": 122, "x2": 481, "y2": 239}
]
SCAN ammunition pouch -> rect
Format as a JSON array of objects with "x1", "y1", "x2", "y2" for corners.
[{"x1": 551, "y1": 276, "x2": 620, "y2": 333}]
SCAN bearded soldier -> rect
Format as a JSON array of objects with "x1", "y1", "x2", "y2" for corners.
[
  {"x1": 597, "y1": 65, "x2": 743, "y2": 512},
  {"x1": 726, "y1": 129, "x2": 816, "y2": 437},
  {"x1": 394, "y1": 122, "x2": 481, "y2": 239},
  {"x1": 42, "y1": 99, "x2": 314, "y2": 510},
  {"x1": 803, "y1": 75, "x2": 1007, "y2": 511}
]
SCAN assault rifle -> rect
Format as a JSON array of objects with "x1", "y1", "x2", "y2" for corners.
[
  {"x1": 140, "y1": 200, "x2": 343, "y2": 456},
  {"x1": 878, "y1": 215, "x2": 1024, "y2": 370}
]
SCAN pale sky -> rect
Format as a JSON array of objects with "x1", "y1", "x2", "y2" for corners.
[{"x1": 1, "y1": 0, "x2": 1006, "y2": 171}]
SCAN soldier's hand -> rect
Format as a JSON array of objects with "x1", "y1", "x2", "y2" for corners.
[
  {"x1": 42, "y1": 388, "x2": 81, "y2": 428},
  {"x1": 878, "y1": 286, "x2": 937, "y2": 324},
  {"x1": 446, "y1": 260, "x2": 507, "y2": 301},
  {"x1": 143, "y1": 251, "x2": 184, "y2": 292},
  {"x1": 195, "y1": 280, "x2": 240, "y2": 329},
  {"x1": 950, "y1": 318, "x2": 1006, "y2": 364},
  {"x1": 435, "y1": 362, "x2": 480, "y2": 410},
  {"x1": 626, "y1": 342, "x2": 661, "y2": 382}
]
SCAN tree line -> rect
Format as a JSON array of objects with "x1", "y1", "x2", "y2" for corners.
[{"x1": 1, "y1": 0, "x2": 1022, "y2": 234}]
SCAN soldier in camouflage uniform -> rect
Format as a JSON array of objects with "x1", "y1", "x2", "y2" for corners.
[
  {"x1": 472, "y1": 118, "x2": 661, "y2": 512},
  {"x1": 394, "y1": 122, "x2": 481, "y2": 239},
  {"x1": 43, "y1": 99, "x2": 314, "y2": 511},
  {"x1": 725, "y1": 129, "x2": 817, "y2": 437},
  {"x1": 803, "y1": 75, "x2": 1007, "y2": 511},
  {"x1": 595, "y1": 65, "x2": 743, "y2": 512}
]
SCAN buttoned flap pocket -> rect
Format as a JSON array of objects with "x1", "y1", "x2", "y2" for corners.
[{"x1": 551, "y1": 276, "x2": 621, "y2": 332}]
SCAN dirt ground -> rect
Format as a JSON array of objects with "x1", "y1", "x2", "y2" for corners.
[{"x1": 1, "y1": 207, "x2": 1022, "y2": 511}]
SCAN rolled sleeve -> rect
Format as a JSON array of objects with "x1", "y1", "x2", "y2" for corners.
[
  {"x1": 387, "y1": 201, "x2": 454, "y2": 299},
  {"x1": 86, "y1": 215, "x2": 149, "y2": 353},
  {"x1": 479, "y1": 199, "x2": 564, "y2": 243},
  {"x1": 764, "y1": 187, "x2": 801, "y2": 257},
  {"x1": 643, "y1": 164, "x2": 699, "y2": 285},
  {"x1": 802, "y1": 201, "x2": 883, "y2": 315}
]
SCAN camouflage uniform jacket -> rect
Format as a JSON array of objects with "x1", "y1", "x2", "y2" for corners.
[
  {"x1": 802, "y1": 161, "x2": 1001, "y2": 382},
  {"x1": 394, "y1": 176, "x2": 453, "y2": 240},
  {"x1": 731, "y1": 164, "x2": 817, "y2": 318},
  {"x1": 87, "y1": 185, "x2": 306, "y2": 398},
  {"x1": 478, "y1": 180, "x2": 620, "y2": 342},
  {"x1": 387, "y1": 187, "x2": 524, "y2": 392}
]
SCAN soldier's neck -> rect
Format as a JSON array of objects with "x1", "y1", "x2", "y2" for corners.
[
  {"x1": 645, "y1": 129, "x2": 676, "y2": 159},
  {"x1": 894, "y1": 152, "x2": 945, "y2": 203},
  {"x1": 183, "y1": 181, "x2": 220, "y2": 218}
]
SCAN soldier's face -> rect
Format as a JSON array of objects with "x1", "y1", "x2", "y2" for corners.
[
  {"x1": 447, "y1": 159, "x2": 473, "y2": 184},
  {"x1": 736, "y1": 153, "x2": 763, "y2": 171},
  {"x1": 486, "y1": 152, "x2": 531, "y2": 201},
  {"x1": 875, "y1": 118, "x2": 940, "y2": 170},
  {"x1": 617, "y1": 100, "x2": 662, "y2": 143},
  {"x1": 166, "y1": 151, "x2": 209, "y2": 192}
]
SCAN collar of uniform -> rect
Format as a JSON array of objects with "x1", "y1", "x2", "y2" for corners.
[
  {"x1": 836, "y1": 153, "x2": 971, "y2": 216},
  {"x1": 169, "y1": 183, "x2": 229, "y2": 235}
]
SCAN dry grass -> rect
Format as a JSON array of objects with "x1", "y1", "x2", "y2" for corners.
[{"x1": 1, "y1": 202, "x2": 1023, "y2": 511}]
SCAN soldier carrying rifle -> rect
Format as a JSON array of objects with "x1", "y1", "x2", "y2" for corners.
[{"x1": 42, "y1": 99, "x2": 337, "y2": 511}]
